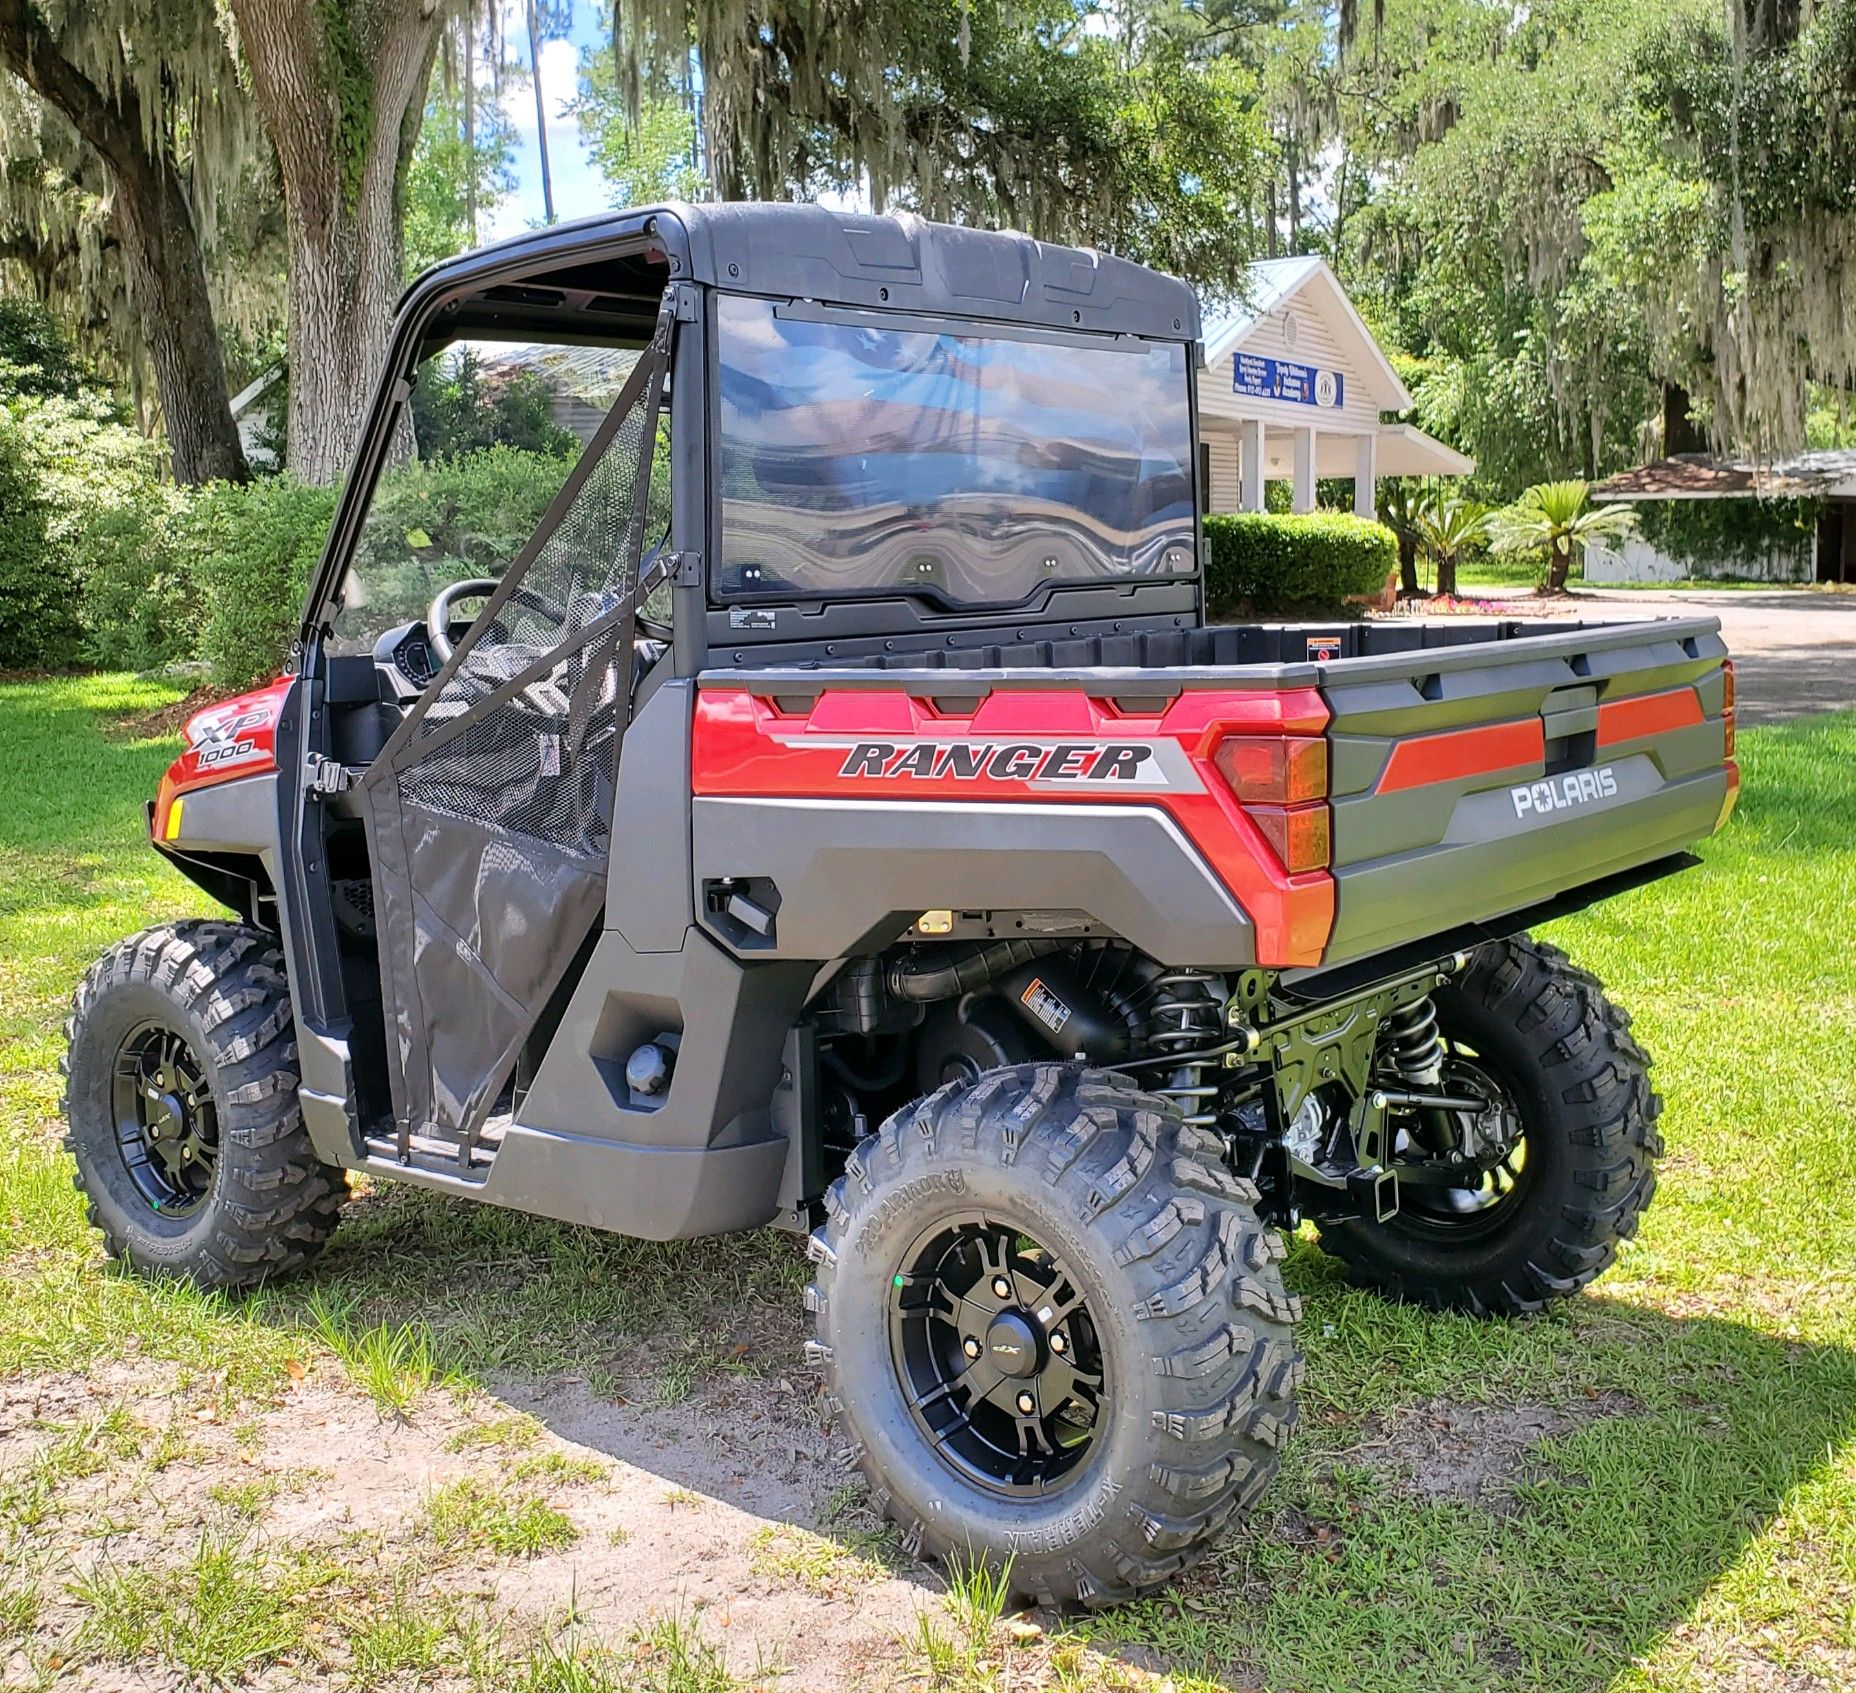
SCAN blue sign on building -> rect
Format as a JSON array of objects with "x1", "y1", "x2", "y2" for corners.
[{"x1": 1233, "y1": 352, "x2": 1344, "y2": 410}]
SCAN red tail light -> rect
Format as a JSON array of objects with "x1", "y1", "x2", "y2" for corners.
[
  {"x1": 1249, "y1": 802, "x2": 1332, "y2": 872},
  {"x1": 1212, "y1": 732, "x2": 1332, "y2": 872},
  {"x1": 1213, "y1": 735, "x2": 1329, "y2": 804}
]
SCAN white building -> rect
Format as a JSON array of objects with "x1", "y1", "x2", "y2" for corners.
[{"x1": 1198, "y1": 256, "x2": 1473, "y2": 517}]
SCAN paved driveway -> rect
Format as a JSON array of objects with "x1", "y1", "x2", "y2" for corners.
[{"x1": 1462, "y1": 588, "x2": 1856, "y2": 727}]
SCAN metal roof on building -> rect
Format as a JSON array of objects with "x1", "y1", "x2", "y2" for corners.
[{"x1": 1593, "y1": 450, "x2": 1856, "y2": 500}]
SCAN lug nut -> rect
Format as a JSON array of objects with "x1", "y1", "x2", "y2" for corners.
[
  {"x1": 1050, "y1": 1332, "x2": 1067, "y2": 1354},
  {"x1": 962, "y1": 1336, "x2": 981, "y2": 1359},
  {"x1": 1016, "y1": 1391, "x2": 1035, "y2": 1415},
  {"x1": 991, "y1": 1276, "x2": 1011, "y2": 1299}
]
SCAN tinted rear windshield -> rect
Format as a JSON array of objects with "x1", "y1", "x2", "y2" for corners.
[{"x1": 714, "y1": 295, "x2": 1196, "y2": 608}]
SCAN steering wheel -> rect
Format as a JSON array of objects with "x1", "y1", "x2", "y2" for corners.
[{"x1": 425, "y1": 577, "x2": 565, "y2": 665}]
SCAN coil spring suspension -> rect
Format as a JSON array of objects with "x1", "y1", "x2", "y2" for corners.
[
  {"x1": 1135, "y1": 968, "x2": 1226, "y2": 1126},
  {"x1": 1382, "y1": 995, "x2": 1446, "y2": 1087}
]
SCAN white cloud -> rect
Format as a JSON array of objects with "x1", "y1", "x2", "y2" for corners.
[{"x1": 485, "y1": 11, "x2": 606, "y2": 241}]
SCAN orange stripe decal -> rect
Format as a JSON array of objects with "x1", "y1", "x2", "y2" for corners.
[
  {"x1": 1597, "y1": 687, "x2": 1705, "y2": 747},
  {"x1": 1378, "y1": 720, "x2": 1544, "y2": 794}
]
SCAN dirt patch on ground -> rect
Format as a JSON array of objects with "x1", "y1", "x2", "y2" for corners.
[
  {"x1": 102, "y1": 685, "x2": 226, "y2": 743},
  {"x1": 0, "y1": 1354, "x2": 950, "y2": 1691},
  {"x1": 1342, "y1": 1392, "x2": 1640, "y2": 1508}
]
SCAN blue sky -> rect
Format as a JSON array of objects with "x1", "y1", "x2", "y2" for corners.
[{"x1": 485, "y1": 0, "x2": 611, "y2": 239}]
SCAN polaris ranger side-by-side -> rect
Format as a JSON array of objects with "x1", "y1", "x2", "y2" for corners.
[{"x1": 64, "y1": 203, "x2": 1737, "y2": 1607}]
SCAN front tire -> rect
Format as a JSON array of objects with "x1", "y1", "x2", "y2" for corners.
[
  {"x1": 1316, "y1": 936, "x2": 1663, "y2": 1316},
  {"x1": 61, "y1": 920, "x2": 346, "y2": 1289},
  {"x1": 807, "y1": 1063, "x2": 1301, "y2": 1608}
]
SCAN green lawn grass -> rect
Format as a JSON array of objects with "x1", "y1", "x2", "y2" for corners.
[{"x1": 2, "y1": 673, "x2": 1853, "y2": 1692}]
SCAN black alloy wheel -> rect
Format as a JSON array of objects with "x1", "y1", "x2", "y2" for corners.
[
  {"x1": 1315, "y1": 935, "x2": 1663, "y2": 1316},
  {"x1": 809, "y1": 1062, "x2": 1302, "y2": 1608},
  {"x1": 1390, "y1": 1045, "x2": 1533, "y2": 1239},
  {"x1": 112, "y1": 1019, "x2": 219, "y2": 1215},
  {"x1": 64, "y1": 920, "x2": 347, "y2": 1286},
  {"x1": 889, "y1": 1214, "x2": 1105, "y2": 1496}
]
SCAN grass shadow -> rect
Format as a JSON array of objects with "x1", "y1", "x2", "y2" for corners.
[
  {"x1": 241, "y1": 1185, "x2": 1856, "y2": 1692},
  {"x1": 1086, "y1": 1274, "x2": 1856, "y2": 1692}
]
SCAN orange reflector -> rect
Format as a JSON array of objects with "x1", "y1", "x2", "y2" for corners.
[
  {"x1": 1721, "y1": 659, "x2": 1736, "y2": 715},
  {"x1": 1213, "y1": 735, "x2": 1329, "y2": 805},
  {"x1": 1249, "y1": 802, "x2": 1331, "y2": 873},
  {"x1": 1715, "y1": 760, "x2": 1740, "y2": 832}
]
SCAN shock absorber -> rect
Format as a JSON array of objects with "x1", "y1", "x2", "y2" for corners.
[
  {"x1": 1381, "y1": 996, "x2": 1446, "y2": 1089},
  {"x1": 1379, "y1": 993, "x2": 1465, "y2": 1155},
  {"x1": 1135, "y1": 967, "x2": 1226, "y2": 1126}
]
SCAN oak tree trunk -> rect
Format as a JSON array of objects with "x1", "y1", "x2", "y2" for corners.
[
  {"x1": 0, "y1": 0, "x2": 249, "y2": 484},
  {"x1": 229, "y1": 0, "x2": 444, "y2": 485}
]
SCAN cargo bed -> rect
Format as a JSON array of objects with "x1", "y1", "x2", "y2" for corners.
[{"x1": 704, "y1": 615, "x2": 1736, "y2": 971}]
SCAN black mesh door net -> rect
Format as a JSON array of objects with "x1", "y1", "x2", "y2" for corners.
[{"x1": 358, "y1": 303, "x2": 671, "y2": 1157}]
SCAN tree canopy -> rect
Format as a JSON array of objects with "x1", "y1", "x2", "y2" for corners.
[{"x1": 0, "y1": 0, "x2": 1849, "y2": 493}]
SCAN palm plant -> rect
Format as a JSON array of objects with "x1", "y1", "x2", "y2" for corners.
[
  {"x1": 1487, "y1": 479, "x2": 1638, "y2": 594},
  {"x1": 1376, "y1": 478, "x2": 1426, "y2": 597},
  {"x1": 1414, "y1": 491, "x2": 1489, "y2": 599}
]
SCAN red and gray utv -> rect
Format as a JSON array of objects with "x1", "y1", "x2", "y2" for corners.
[{"x1": 64, "y1": 203, "x2": 1737, "y2": 1606}]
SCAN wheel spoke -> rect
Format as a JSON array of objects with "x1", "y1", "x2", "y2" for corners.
[
  {"x1": 109, "y1": 1019, "x2": 217, "y2": 1218},
  {"x1": 956, "y1": 1355, "x2": 1006, "y2": 1405},
  {"x1": 1039, "y1": 1354, "x2": 1100, "y2": 1413},
  {"x1": 890, "y1": 1214, "x2": 1105, "y2": 1498},
  {"x1": 1013, "y1": 1412, "x2": 1054, "y2": 1458}
]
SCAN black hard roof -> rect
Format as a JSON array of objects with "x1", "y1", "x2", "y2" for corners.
[{"x1": 403, "y1": 201, "x2": 1201, "y2": 344}]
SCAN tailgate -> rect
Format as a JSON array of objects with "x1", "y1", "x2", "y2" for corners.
[{"x1": 1318, "y1": 617, "x2": 1734, "y2": 966}]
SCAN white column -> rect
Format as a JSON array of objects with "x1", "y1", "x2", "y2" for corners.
[
  {"x1": 1354, "y1": 431, "x2": 1377, "y2": 518},
  {"x1": 1292, "y1": 425, "x2": 1317, "y2": 513},
  {"x1": 1239, "y1": 417, "x2": 1266, "y2": 513}
]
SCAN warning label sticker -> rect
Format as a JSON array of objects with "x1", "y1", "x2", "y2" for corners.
[{"x1": 1018, "y1": 977, "x2": 1072, "y2": 1035}]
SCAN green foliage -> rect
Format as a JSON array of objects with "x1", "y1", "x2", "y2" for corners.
[
  {"x1": 187, "y1": 478, "x2": 339, "y2": 690},
  {"x1": 1635, "y1": 496, "x2": 1822, "y2": 574},
  {"x1": 411, "y1": 352, "x2": 578, "y2": 460},
  {"x1": 1202, "y1": 512, "x2": 1399, "y2": 616},
  {"x1": 572, "y1": 52, "x2": 706, "y2": 206},
  {"x1": 0, "y1": 417, "x2": 62, "y2": 669},
  {"x1": 1488, "y1": 478, "x2": 1638, "y2": 590},
  {"x1": 74, "y1": 487, "x2": 196, "y2": 673},
  {"x1": 616, "y1": 0, "x2": 1271, "y2": 289},
  {"x1": 0, "y1": 300, "x2": 90, "y2": 402},
  {"x1": 0, "y1": 381, "x2": 169, "y2": 671},
  {"x1": 316, "y1": 0, "x2": 377, "y2": 213},
  {"x1": 405, "y1": 80, "x2": 518, "y2": 277},
  {"x1": 341, "y1": 447, "x2": 576, "y2": 647},
  {"x1": 1413, "y1": 491, "x2": 1489, "y2": 597}
]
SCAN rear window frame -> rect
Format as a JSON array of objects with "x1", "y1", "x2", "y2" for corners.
[{"x1": 706, "y1": 292, "x2": 1203, "y2": 617}]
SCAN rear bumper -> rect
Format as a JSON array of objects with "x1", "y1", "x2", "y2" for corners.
[{"x1": 1325, "y1": 763, "x2": 1728, "y2": 964}]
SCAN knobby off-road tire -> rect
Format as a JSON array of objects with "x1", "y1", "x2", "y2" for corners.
[
  {"x1": 807, "y1": 1062, "x2": 1302, "y2": 1608},
  {"x1": 62, "y1": 920, "x2": 346, "y2": 1289},
  {"x1": 1317, "y1": 935, "x2": 1662, "y2": 1316}
]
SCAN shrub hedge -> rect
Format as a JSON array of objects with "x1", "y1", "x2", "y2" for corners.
[
  {"x1": 188, "y1": 478, "x2": 341, "y2": 690},
  {"x1": 1202, "y1": 511, "x2": 1399, "y2": 617},
  {"x1": 0, "y1": 431, "x2": 576, "y2": 688},
  {"x1": 0, "y1": 413, "x2": 67, "y2": 668}
]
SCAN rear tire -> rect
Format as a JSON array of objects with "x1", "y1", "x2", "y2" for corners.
[
  {"x1": 1316, "y1": 935, "x2": 1662, "y2": 1316},
  {"x1": 807, "y1": 1062, "x2": 1301, "y2": 1608},
  {"x1": 61, "y1": 920, "x2": 346, "y2": 1289}
]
